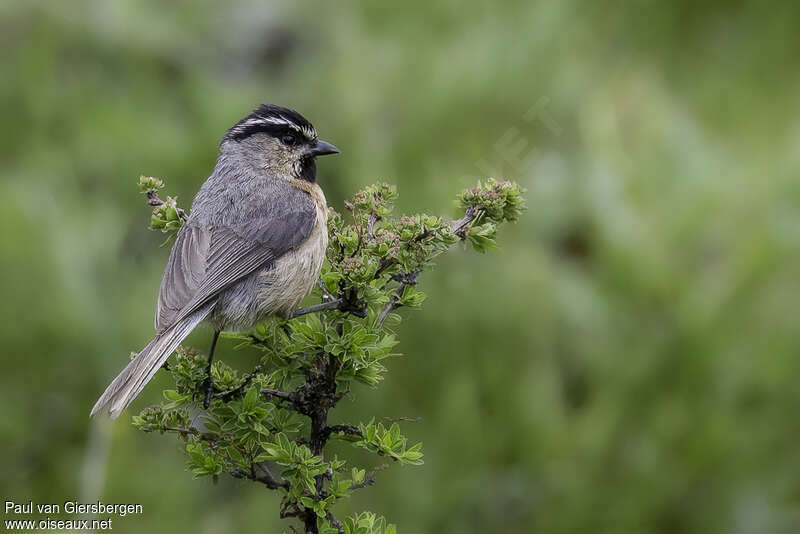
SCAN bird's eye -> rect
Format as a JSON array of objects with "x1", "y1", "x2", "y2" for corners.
[{"x1": 281, "y1": 134, "x2": 296, "y2": 146}]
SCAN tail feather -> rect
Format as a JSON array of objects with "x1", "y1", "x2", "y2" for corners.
[{"x1": 91, "y1": 305, "x2": 213, "y2": 419}]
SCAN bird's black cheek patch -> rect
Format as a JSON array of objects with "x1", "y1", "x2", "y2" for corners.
[{"x1": 299, "y1": 156, "x2": 317, "y2": 182}]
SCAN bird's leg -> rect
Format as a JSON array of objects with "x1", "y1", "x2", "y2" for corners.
[{"x1": 203, "y1": 330, "x2": 221, "y2": 409}]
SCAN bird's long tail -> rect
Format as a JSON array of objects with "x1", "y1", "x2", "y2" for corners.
[{"x1": 91, "y1": 304, "x2": 213, "y2": 419}]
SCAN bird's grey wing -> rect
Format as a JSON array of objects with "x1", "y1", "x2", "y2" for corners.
[
  {"x1": 155, "y1": 224, "x2": 210, "y2": 331},
  {"x1": 155, "y1": 192, "x2": 317, "y2": 332}
]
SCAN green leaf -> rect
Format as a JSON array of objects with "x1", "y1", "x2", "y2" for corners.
[{"x1": 242, "y1": 386, "x2": 258, "y2": 411}]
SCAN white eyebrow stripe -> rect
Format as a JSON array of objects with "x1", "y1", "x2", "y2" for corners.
[
  {"x1": 231, "y1": 115, "x2": 318, "y2": 140},
  {"x1": 260, "y1": 117, "x2": 291, "y2": 126},
  {"x1": 239, "y1": 117, "x2": 291, "y2": 128}
]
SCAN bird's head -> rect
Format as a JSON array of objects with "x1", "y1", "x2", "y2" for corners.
[{"x1": 220, "y1": 104, "x2": 339, "y2": 182}]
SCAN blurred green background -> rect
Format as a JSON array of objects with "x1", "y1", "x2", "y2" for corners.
[{"x1": 2, "y1": 1, "x2": 800, "y2": 532}]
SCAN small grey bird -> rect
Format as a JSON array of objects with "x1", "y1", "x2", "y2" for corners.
[{"x1": 92, "y1": 104, "x2": 339, "y2": 418}]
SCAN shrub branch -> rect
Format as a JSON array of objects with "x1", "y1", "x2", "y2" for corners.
[{"x1": 131, "y1": 177, "x2": 526, "y2": 533}]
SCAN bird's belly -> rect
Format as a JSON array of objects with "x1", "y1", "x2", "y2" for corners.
[
  {"x1": 255, "y1": 219, "x2": 328, "y2": 317},
  {"x1": 208, "y1": 210, "x2": 328, "y2": 331}
]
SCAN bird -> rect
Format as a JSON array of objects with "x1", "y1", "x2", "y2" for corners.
[{"x1": 91, "y1": 104, "x2": 339, "y2": 418}]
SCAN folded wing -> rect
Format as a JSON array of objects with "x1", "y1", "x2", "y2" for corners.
[{"x1": 155, "y1": 187, "x2": 317, "y2": 332}]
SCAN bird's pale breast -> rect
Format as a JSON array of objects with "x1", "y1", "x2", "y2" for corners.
[{"x1": 255, "y1": 182, "x2": 328, "y2": 317}]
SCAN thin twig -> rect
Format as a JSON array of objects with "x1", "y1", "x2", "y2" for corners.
[
  {"x1": 367, "y1": 212, "x2": 380, "y2": 240},
  {"x1": 281, "y1": 502, "x2": 305, "y2": 519},
  {"x1": 377, "y1": 291, "x2": 403, "y2": 329},
  {"x1": 451, "y1": 205, "x2": 477, "y2": 238},
  {"x1": 230, "y1": 465, "x2": 289, "y2": 490},
  {"x1": 326, "y1": 511, "x2": 345, "y2": 534},
  {"x1": 162, "y1": 426, "x2": 222, "y2": 442},
  {"x1": 146, "y1": 190, "x2": 188, "y2": 221},
  {"x1": 323, "y1": 424, "x2": 362, "y2": 441},
  {"x1": 316, "y1": 279, "x2": 335, "y2": 301},
  {"x1": 214, "y1": 365, "x2": 263, "y2": 401},
  {"x1": 255, "y1": 462, "x2": 290, "y2": 490},
  {"x1": 350, "y1": 464, "x2": 389, "y2": 491},
  {"x1": 261, "y1": 388, "x2": 297, "y2": 404},
  {"x1": 376, "y1": 271, "x2": 420, "y2": 329},
  {"x1": 374, "y1": 257, "x2": 397, "y2": 279},
  {"x1": 414, "y1": 229, "x2": 433, "y2": 242},
  {"x1": 292, "y1": 295, "x2": 368, "y2": 319},
  {"x1": 292, "y1": 299, "x2": 346, "y2": 318},
  {"x1": 381, "y1": 416, "x2": 422, "y2": 423}
]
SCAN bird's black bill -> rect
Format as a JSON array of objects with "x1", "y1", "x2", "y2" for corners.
[{"x1": 308, "y1": 139, "x2": 339, "y2": 157}]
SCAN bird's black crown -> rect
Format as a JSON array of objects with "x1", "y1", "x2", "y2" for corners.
[{"x1": 222, "y1": 104, "x2": 318, "y2": 144}]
